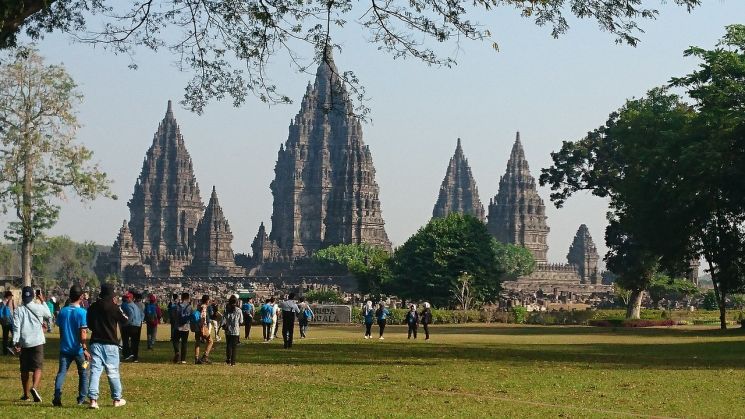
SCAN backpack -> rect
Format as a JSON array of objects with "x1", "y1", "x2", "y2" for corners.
[
  {"x1": 303, "y1": 307, "x2": 313, "y2": 320},
  {"x1": 145, "y1": 303, "x2": 157, "y2": 323},
  {"x1": 0, "y1": 303, "x2": 10, "y2": 326},
  {"x1": 189, "y1": 309, "x2": 201, "y2": 332}
]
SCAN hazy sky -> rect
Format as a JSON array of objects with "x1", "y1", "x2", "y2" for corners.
[{"x1": 3, "y1": 2, "x2": 744, "y2": 268}]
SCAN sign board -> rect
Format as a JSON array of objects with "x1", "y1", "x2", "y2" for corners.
[{"x1": 309, "y1": 304, "x2": 352, "y2": 323}]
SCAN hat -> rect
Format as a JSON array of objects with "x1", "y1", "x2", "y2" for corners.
[
  {"x1": 51, "y1": 296, "x2": 56, "y2": 303},
  {"x1": 100, "y1": 283, "x2": 114, "y2": 298},
  {"x1": 21, "y1": 286, "x2": 34, "y2": 304},
  {"x1": 149, "y1": 294, "x2": 157, "y2": 303},
  {"x1": 125, "y1": 292, "x2": 134, "y2": 301}
]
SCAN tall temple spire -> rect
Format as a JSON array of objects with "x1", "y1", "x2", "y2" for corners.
[
  {"x1": 487, "y1": 132, "x2": 550, "y2": 263},
  {"x1": 268, "y1": 54, "x2": 391, "y2": 259},
  {"x1": 166, "y1": 99, "x2": 174, "y2": 119},
  {"x1": 189, "y1": 186, "x2": 243, "y2": 276},
  {"x1": 432, "y1": 138, "x2": 485, "y2": 221},
  {"x1": 567, "y1": 224, "x2": 600, "y2": 284}
]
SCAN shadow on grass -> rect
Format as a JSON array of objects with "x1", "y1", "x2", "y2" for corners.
[{"x1": 429, "y1": 325, "x2": 745, "y2": 338}]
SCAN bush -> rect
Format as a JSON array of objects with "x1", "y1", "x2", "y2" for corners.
[
  {"x1": 512, "y1": 306, "x2": 527, "y2": 324},
  {"x1": 588, "y1": 319, "x2": 675, "y2": 327}
]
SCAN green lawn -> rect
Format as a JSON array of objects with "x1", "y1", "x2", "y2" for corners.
[{"x1": 0, "y1": 324, "x2": 743, "y2": 418}]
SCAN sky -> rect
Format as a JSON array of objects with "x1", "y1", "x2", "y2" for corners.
[{"x1": 3, "y1": 1, "x2": 744, "y2": 269}]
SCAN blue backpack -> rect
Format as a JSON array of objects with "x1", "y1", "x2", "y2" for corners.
[
  {"x1": 0, "y1": 303, "x2": 11, "y2": 326},
  {"x1": 303, "y1": 308, "x2": 313, "y2": 320},
  {"x1": 145, "y1": 303, "x2": 157, "y2": 323},
  {"x1": 189, "y1": 309, "x2": 201, "y2": 332}
]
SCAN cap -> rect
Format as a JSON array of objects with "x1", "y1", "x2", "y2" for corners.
[{"x1": 21, "y1": 286, "x2": 34, "y2": 304}]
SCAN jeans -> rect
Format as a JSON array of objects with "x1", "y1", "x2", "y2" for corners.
[
  {"x1": 262, "y1": 323, "x2": 272, "y2": 341},
  {"x1": 378, "y1": 319, "x2": 386, "y2": 337},
  {"x1": 175, "y1": 331, "x2": 189, "y2": 362},
  {"x1": 225, "y1": 335, "x2": 239, "y2": 365},
  {"x1": 282, "y1": 312, "x2": 295, "y2": 348},
  {"x1": 146, "y1": 324, "x2": 157, "y2": 349},
  {"x1": 88, "y1": 343, "x2": 122, "y2": 401},
  {"x1": 244, "y1": 318, "x2": 252, "y2": 338},
  {"x1": 2, "y1": 323, "x2": 11, "y2": 355},
  {"x1": 54, "y1": 353, "x2": 89, "y2": 403},
  {"x1": 298, "y1": 319, "x2": 308, "y2": 338},
  {"x1": 364, "y1": 322, "x2": 373, "y2": 337},
  {"x1": 408, "y1": 323, "x2": 418, "y2": 339},
  {"x1": 423, "y1": 323, "x2": 430, "y2": 339}
]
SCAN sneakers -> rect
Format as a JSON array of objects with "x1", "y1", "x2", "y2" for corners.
[
  {"x1": 30, "y1": 387, "x2": 42, "y2": 402},
  {"x1": 89, "y1": 399, "x2": 99, "y2": 409},
  {"x1": 123, "y1": 355, "x2": 135, "y2": 362},
  {"x1": 113, "y1": 399, "x2": 127, "y2": 407},
  {"x1": 20, "y1": 395, "x2": 30, "y2": 402},
  {"x1": 201, "y1": 356, "x2": 212, "y2": 365},
  {"x1": 180, "y1": 361, "x2": 187, "y2": 364},
  {"x1": 172, "y1": 353, "x2": 179, "y2": 364},
  {"x1": 378, "y1": 336, "x2": 384, "y2": 340},
  {"x1": 195, "y1": 357, "x2": 202, "y2": 365},
  {"x1": 52, "y1": 397, "x2": 62, "y2": 407}
]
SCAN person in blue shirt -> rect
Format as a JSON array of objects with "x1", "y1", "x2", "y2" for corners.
[
  {"x1": 405, "y1": 304, "x2": 419, "y2": 339},
  {"x1": 1, "y1": 290, "x2": 16, "y2": 355},
  {"x1": 242, "y1": 298, "x2": 255, "y2": 339},
  {"x1": 362, "y1": 301, "x2": 374, "y2": 339},
  {"x1": 121, "y1": 292, "x2": 144, "y2": 362},
  {"x1": 259, "y1": 299, "x2": 274, "y2": 342},
  {"x1": 53, "y1": 285, "x2": 90, "y2": 407},
  {"x1": 375, "y1": 302, "x2": 391, "y2": 340}
]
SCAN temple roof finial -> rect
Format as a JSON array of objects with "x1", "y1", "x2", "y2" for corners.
[{"x1": 166, "y1": 100, "x2": 174, "y2": 118}]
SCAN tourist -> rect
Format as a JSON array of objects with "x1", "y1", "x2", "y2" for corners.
[
  {"x1": 46, "y1": 296, "x2": 56, "y2": 333},
  {"x1": 220, "y1": 295, "x2": 243, "y2": 366},
  {"x1": 421, "y1": 302, "x2": 432, "y2": 340},
  {"x1": 87, "y1": 283, "x2": 128, "y2": 409},
  {"x1": 209, "y1": 301, "x2": 222, "y2": 342},
  {"x1": 167, "y1": 293, "x2": 181, "y2": 362},
  {"x1": 193, "y1": 294, "x2": 213, "y2": 364},
  {"x1": 81, "y1": 292, "x2": 90, "y2": 310},
  {"x1": 1, "y1": 290, "x2": 16, "y2": 355},
  {"x1": 375, "y1": 302, "x2": 390, "y2": 340},
  {"x1": 174, "y1": 293, "x2": 192, "y2": 364},
  {"x1": 144, "y1": 294, "x2": 162, "y2": 350},
  {"x1": 260, "y1": 299, "x2": 274, "y2": 342},
  {"x1": 298, "y1": 298, "x2": 313, "y2": 339},
  {"x1": 362, "y1": 301, "x2": 374, "y2": 339},
  {"x1": 242, "y1": 298, "x2": 255, "y2": 339},
  {"x1": 121, "y1": 292, "x2": 144, "y2": 362},
  {"x1": 53, "y1": 285, "x2": 90, "y2": 407},
  {"x1": 278, "y1": 293, "x2": 300, "y2": 349},
  {"x1": 271, "y1": 298, "x2": 280, "y2": 339},
  {"x1": 405, "y1": 304, "x2": 419, "y2": 339},
  {"x1": 12, "y1": 286, "x2": 52, "y2": 402}
]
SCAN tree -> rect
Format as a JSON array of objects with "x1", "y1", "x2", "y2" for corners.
[
  {"x1": 390, "y1": 213, "x2": 507, "y2": 307},
  {"x1": 669, "y1": 24, "x2": 745, "y2": 329},
  {"x1": 314, "y1": 243, "x2": 391, "y2": 296},
  {"x1": 452, "y1": 272, "x2": 475, "y2": 311},
  {"x1": 540, "y1": 88, "x2": 697, "y2": 319},
  {"x1": 493, "y1": 241, "x2": 536, "y2": 279},
  {"x1": 304, "y1": 289, "x2": 343, "y2": 304},
  {"x1": 647, "y1": 274, "x2": 699, "y2": 308},
  {"x1": 0, "y1": 47, "x2": 114, "y2": 286},
  {"x1": 0, "y1": 1, "x2": 700, "y2": 115}
]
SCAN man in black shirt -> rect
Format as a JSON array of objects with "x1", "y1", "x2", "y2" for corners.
[{"x1": 86, "y1": 284, "x2": 128, "y2": 409}]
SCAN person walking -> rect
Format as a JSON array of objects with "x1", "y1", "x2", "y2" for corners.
[
  {"x1": 1, "y1": 290, "x2": 16, "y2": 355},
  {"x1": 81, "y1": 292, "x2": 90, "y2": 310},
  {"x1": 421, "y1": 302, "x2": 432, "y2": 340},
  {"x1": 121, "y1": 292, "x2": 144, "y2": 362},
  {"x1": 405, "y1": 304, "x2": 419, "y2": 339},
  {"x1": 167, "y1": 293, "x2": 181, "y2": 363},
  {"x1": 45, "y1": 296, "x2": 56, "y2": 333},
  {"x1": 144, "y1": 294, "x2": 162, "y2": 350},
  {"x1": 362, "y1": 301, "x2": 374, "y2": 339},
  {"x1": 220, "y1": 295, "x2": 243, "y2": 366},
  {"x1": 12, "y1": 286, "x2": 52, "y2": 402},
  {"x1": 87, "y1": 283, "x2": 128, "y2": 409},
  {"x1": 241, "y1": 298, "x2": 255, "y2": 339},
  {"x1": 53, "y1": 285, "x2": 90, "y2": 407},
  {"x1": 271, "y1": 298, "x2": 280, "y2": 339},
  {"x1": 209, "y1": 302, "x2": 222, "y2": 343},
  {"x1": 298, "y1": 298, "x2": 313, "y2": 339},
  {"x1": 259, "y1": 299, "x2": 274, "y2": 342},
  {"x1": 174, "y1": 293, "x2": 192, "y2": 364},
  {"x1": 278, "y1": 293, "x2": 300, "y2": 349},
  {"x1": 375, "y1": 302, "x2": 390, "y2": 340},
  {"x1": 193, "y1": 295, "x2": 213, "y2": 364}
]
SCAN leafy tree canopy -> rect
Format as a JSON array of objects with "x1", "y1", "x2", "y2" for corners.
[
  {"x1": 0, "y1": 0, "x2": 700, "y2": 115},
  {"x1": 314, "y1": 243, "x2": 391, "y2": 296}
]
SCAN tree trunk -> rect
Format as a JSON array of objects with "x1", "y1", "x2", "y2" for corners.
[
  {"x1": 21, "y1": 237, "x2": 32, "y2": 286},
  {"x1": 626, "y1": 289, "x2": 643, "y2": 319},
  {"x1": 717, "y1": 289, "x2": 727, "y2": 330}
]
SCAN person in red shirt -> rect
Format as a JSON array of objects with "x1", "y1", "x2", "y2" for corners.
[{"x1": 144, "y1": 295, "x2": 162, "y2": 350}]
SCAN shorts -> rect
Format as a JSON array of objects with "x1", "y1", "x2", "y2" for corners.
[
  {"x1": 195, "y1": 331, "x2": 212, "y2": 344},
  {"x1": 20, "y1": 345, "x2": 44, "y2": 372}
]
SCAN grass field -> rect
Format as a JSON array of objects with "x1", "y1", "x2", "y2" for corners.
[{"x1": 0, "y1": 324, "x2": 743, "y2": 418}]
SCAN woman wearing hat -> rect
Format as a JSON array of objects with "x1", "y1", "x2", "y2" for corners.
[{"x1": 13, "y1": 286, "x2": 52, "y2": 402}]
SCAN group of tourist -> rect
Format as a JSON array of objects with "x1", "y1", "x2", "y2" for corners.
[
  {"x1": 0, "y1": 283, "x2": 435, "y2": 410},
  {"x1": 362, "y1": 301, "x2": 433, "y2": 340}
]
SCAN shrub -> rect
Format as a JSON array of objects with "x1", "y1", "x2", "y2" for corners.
[
  {"x1": 512, "y1": 306, "x2": 527, "y2": 324},
  {"x1": 588, "y1": 319, "x2": 674, "y2": 327}
]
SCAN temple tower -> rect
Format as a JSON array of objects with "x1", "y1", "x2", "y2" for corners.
[
  {"x1": 268, "y1": 50, "x2": 391, "y2": 258},
  {"x1": 127, "y1": 100, "x2": 204, "y2": 269},
  {"x1": 432, "y1": 138, "x2": 485, "y2": 221},
  {"x1": 566, "y1": 224, "x2": 600, "y2": 284},
  {"x1": 189, "y1": 186, "x2": 242, "y2": 276},
  {"x1": 487, "y1": 132, "x2": 550, "y2": 263}
]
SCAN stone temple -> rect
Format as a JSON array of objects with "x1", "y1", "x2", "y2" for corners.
[
  {"x1": 434, "y1": 133, "x2": 608, "y2": 293},
  {"x1": 251, "y1": 50, "x2": 391, "y2": 267},
  {"x1": 432, "y1": 138, "x2": 485, "y2": 221},
  {"x1": 95, "y1": 101, "x2": 245, "y2": 280}
]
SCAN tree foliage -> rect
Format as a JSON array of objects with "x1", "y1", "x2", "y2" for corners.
[
  {"x1": 390, "y1": 213, "x2": 530, "y2": 307},
  {"x1": 0, "y1": 46, "x2": 114, "y2": 285},
  {"x1": 314, "y1": 243, "x2": 391, "y2": 296},
  {"x1": 493, "y1": 240, "x2": 536, "y2": 279},
  {"x1": 303, "y1": 289, "x2": 343, "y2": 304},
  {"x1": 647, "y1": 274, "x2": 699, "y2": 307},
  {"x1": 540, "y1": 88, "x2": 697, "y2": 319},
  {"x1": 0, "y1": 0, "x2": 700, "y2": 115}
]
